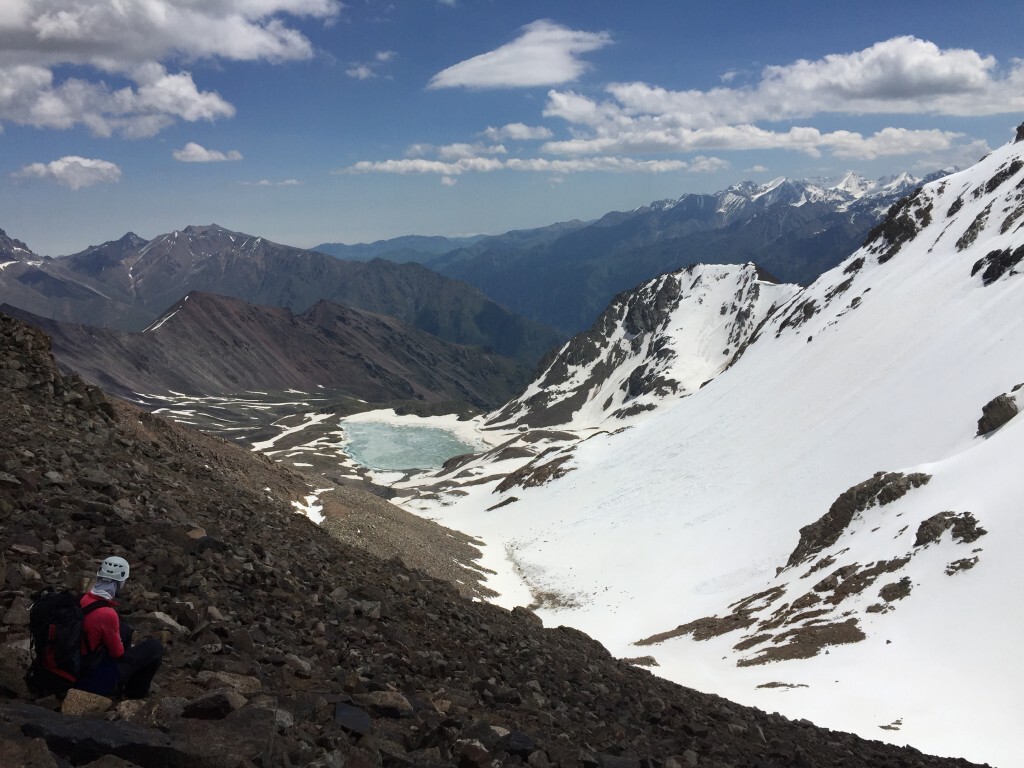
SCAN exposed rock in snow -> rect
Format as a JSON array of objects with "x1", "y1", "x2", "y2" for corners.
[{"x1": 976, "y1": 390, "x2": 1019, "y2": 435}]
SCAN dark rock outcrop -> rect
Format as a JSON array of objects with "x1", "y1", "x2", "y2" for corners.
[
  {"x1": 863, "y1": 189, "x2": 932, "y2": 263},
  {"x1": 976, "y1": 392, "x2": 1019, "y2": 435},
  {"x1": 786, "y1": 472, "x2": 931, "y2": 567},
  {"x1": 970, "y1": 245, "x2": 1024, "y2": 286},
  {"x1": 915, "y1": 512, "x2": 988, "y2": 547}
]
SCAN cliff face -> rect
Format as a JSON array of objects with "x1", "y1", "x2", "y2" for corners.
[{"x1": 0, "y1": 312, "x2": 987, "y2": 767}]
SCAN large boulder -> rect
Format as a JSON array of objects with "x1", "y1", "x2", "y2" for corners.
[{"x1": 977, "y1": 392, "x2": 1019, "y2": 435}]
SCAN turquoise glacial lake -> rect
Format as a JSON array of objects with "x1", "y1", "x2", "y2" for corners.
[{"x1": 342, "y1": 421, "x2": 478, "y2": 471}]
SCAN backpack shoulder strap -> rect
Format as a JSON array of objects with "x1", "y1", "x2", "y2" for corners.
[
  {"x1": 79, "y1": 598, "x2": 114, "y2": 655},
  {"x1": 81, "y1": 599, "x2": 112, "y2": 617}
]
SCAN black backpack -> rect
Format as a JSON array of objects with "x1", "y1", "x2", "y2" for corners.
[{"x1": 25, "y1": 588, "x2": 107, "y2": 696}]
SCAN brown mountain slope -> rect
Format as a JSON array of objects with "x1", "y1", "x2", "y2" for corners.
[
  {"x1": 0, "y1": 311, "x2": 988, "y2": 767},
  {"x1": 2, "y1": 291, "x2": 529, "y2": 409},
  {"x1": 1, "y1": 224, "x2": 563, "y2": 365}
]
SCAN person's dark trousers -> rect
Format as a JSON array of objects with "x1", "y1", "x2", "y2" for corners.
[{"x1": 116, "y1": 638, "x2": 164, "y2": 698}]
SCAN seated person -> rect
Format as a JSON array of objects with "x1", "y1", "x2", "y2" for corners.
[{"x1": 77, "y1": 555, "x2": 164, "y2": 699}]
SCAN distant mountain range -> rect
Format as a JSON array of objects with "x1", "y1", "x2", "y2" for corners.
[
  {"x1": 317, "y1": 171, "x2": 946, "y2": 335},
  {"x1": 0, "y1": 171, "x2": 944, "y2": 410},
  {"x1": 2, "y1": 292, "x2": 528, "y2": 409},
  {"x1": 0, "y1": 224, "x2": 561, "y2": 366}
]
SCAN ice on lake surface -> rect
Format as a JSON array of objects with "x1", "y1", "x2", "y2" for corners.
[{"x1": 342, "y1": 421, "x2": 477, "y2": 470}]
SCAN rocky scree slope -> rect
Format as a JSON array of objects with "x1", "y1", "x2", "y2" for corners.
[{"x1": 0, "y1": 312, "x2": 990, "y2": 768}]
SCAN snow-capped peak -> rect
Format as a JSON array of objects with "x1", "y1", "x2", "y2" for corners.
[{"x1": 832, "y1": 171, "x2": 873, "y2": 197}]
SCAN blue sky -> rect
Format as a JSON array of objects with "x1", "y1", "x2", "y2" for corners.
[{"x1": 2, "y1": 1, "x2": 1022, "y2": 256}]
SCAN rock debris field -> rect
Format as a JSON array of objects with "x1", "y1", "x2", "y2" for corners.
[{"x1": 0, "y1": 312, "x2": 990, "y2": 767}]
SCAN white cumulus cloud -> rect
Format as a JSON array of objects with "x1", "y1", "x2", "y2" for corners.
[
  {"x1": 13, "y1": 155, "x2": 121, "y2": 189},
  {"x1": 343, "y1": 155, "x2": 723, "y2": 176},
  {"x1": 0, "y1": 64, "x2": 235, "y2": 138},
  {"x1": 0, "y1": 1, "x2": 341, "y2": 70},
  {"x1": 437, "y1": 142, "x2": 507, "y2": 160},
  {"x1": 428, "y1": 19, "x2": 611, "y2": 90},
  {"x1": 0, "y1": 1, "x2": 339, "y2": 137},
  {"x1": 346, "y1": 65, "x2": 375, "y2": 80},
  {"x1": 539, "y1": 122, "x2": 966, "y2": 160},
  {"x1": 351, "y1": 36, "x2": 1012, "y2": 183},
  {"x1": 347, "y1": 157, "x2": 506, "y2": 176},
  {"x1": 346, "y1": 50, "x2": 397, "y2": 80},
  {"x1": 482, "y1": 123, "x2": 554, "y2": 141},
  {"x1": 241, "y1": 178, "x2": 302, "y2": 186},
  {"x1": 173, "y1": 142, "x2": 243, "y2": 162},
  {"x1": 536, "y1": 36, "x2": 1023, "y2": 163}
]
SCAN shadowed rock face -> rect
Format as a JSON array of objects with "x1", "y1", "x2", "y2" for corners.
[
  {"x1": 0, "y1": 229, "x2": 33, "y2": 262},
  {"x1": 0, "y1": 312, "x2": 989, "y2": 767}
]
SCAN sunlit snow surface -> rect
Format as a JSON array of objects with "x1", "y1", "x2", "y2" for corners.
[
  {"x1": 291, "y1": 488, "x2": 333, "y2": 524},
  {"x1": 386, "y1": 139, "x2": 1024, "y2": 768}
]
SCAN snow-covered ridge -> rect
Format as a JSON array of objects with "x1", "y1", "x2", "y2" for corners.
[
  {"x1": 487, "y1": 263, "x2": 799, "y2": 430},
  {"x1": 709, "y1": 171, "x2": 929, "y2": 219},
  {"x1": 626, "y1": 170, "x2": 931, "y2": 223},
  {"x1": 389, "y1": 126, "x2": 1024, "y2": 768},
  {"x1": 142, "y1": 294, "x2": 189, "y2": 333}
]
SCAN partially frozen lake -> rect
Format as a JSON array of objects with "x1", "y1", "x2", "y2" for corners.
[
  {"x1": 133, "y1": 390, "x2": 486, "y2": 474},
  {"x1": 341, "y1": 420, "x2": 478, "y2": 471}
]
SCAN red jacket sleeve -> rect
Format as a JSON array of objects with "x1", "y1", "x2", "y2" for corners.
[{"x1": 81, "y1": 598, "x2": 125, "y2": 660}]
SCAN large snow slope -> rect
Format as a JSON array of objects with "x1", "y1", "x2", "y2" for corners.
[{"x1": 388, "y1": 131, "x2": 1024, "y2": 768}]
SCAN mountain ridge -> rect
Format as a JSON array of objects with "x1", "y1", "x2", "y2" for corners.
[
  {"x1": 315, "y1": 170, "x2": 945, "y2": 335},
  {"x1": 378, "y1": 125, "x2": 1024, "y2": 767},
  {"x1": 0, "y1": 224, "x2": 563, "y2": 366},
  {"x1": 1, "y1": 291, "x2": 529, "y2": 409}
]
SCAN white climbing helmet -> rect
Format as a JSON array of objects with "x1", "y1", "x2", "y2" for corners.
[{"x1": 97, "y1": 555, "x2": 130, "y2": 582}]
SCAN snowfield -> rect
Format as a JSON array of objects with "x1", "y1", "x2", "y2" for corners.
[{"x1": 383, "y1": 131, "x2": 1024, "y2": 767}]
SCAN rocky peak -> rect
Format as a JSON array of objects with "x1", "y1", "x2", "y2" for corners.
[
  {"x1": 182, "y1": 223, "x2": 232, "y2": 239},
  {"x1": 0, "y1": 229, "x2": 35, "y2": 262},
  {"x1": 833, "y1": 171, "x2": 872, "y2": 197},
  {"x1": 118, "y1": 232, "x2": 148, "y2": 248}
]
